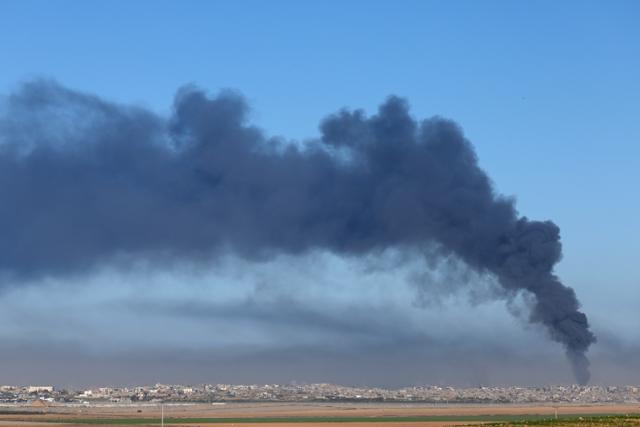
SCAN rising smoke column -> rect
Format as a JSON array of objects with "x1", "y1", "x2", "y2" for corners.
[{"x1": 0, "y1": 80, "x2": 596, "y2": 383}]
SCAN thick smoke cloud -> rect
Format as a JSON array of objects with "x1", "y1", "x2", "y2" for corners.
[{"x1": 0, "y1": 80, "x2": 595, "y2": 383}]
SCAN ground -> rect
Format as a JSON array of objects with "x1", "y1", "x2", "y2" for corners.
[{"x1": 1, "y1": 401, "x2": 639, "y2": 426}]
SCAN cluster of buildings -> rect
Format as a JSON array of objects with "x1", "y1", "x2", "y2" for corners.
[{"x1": 1, "y1": 383, "x2": 639, "y2": 405}]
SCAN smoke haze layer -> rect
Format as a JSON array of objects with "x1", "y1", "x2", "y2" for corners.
[{"x1": 0, "y1": 80, "x2": 596, "y2": 383}]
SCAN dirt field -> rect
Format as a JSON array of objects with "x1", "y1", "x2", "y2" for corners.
[
  {"x1": 1, "y1": 401, "x2": 639, "y2": 426},
  {"x1": 0, "y1": 422, "x2": 483, "y2": 427}
]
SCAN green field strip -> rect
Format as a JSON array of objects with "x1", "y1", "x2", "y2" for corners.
[{"x1": 477, "y1": 415, "x2": 640, "y2": 426}]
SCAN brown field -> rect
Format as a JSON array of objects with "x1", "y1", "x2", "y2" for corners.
[{"x1": 1, "y1": 401, "x2": 639, "y2": 426}]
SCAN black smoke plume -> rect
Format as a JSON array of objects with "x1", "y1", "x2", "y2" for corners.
[{"x1": 0, "y1": 80, "x2": 596, "y2": 383}]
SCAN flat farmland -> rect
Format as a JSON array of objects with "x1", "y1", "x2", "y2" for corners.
[{"x1": 1, "y1": 402, "x2": 640, "y2": 426}]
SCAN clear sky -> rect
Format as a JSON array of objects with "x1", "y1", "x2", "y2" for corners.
[{"x1": 0, "y1": 0, "x2": 638, "y2": 387}]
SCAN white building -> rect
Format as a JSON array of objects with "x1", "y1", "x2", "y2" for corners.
[{"x1": 27, "y1": 386, "x2": 54, "y2": 393}]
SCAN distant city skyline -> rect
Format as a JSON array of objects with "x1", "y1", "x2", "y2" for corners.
[{"x1": 2, "y1": 383, "x2": 639, "y2": 404}]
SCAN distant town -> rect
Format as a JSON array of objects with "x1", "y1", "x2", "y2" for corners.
[{"x1": 1, "y1": 384, "x2": 639, "y2": 405}]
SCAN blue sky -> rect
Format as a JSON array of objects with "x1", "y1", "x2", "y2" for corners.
[{"x1": 0, "y1": 1, "x2": 638, "y2": 386}]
